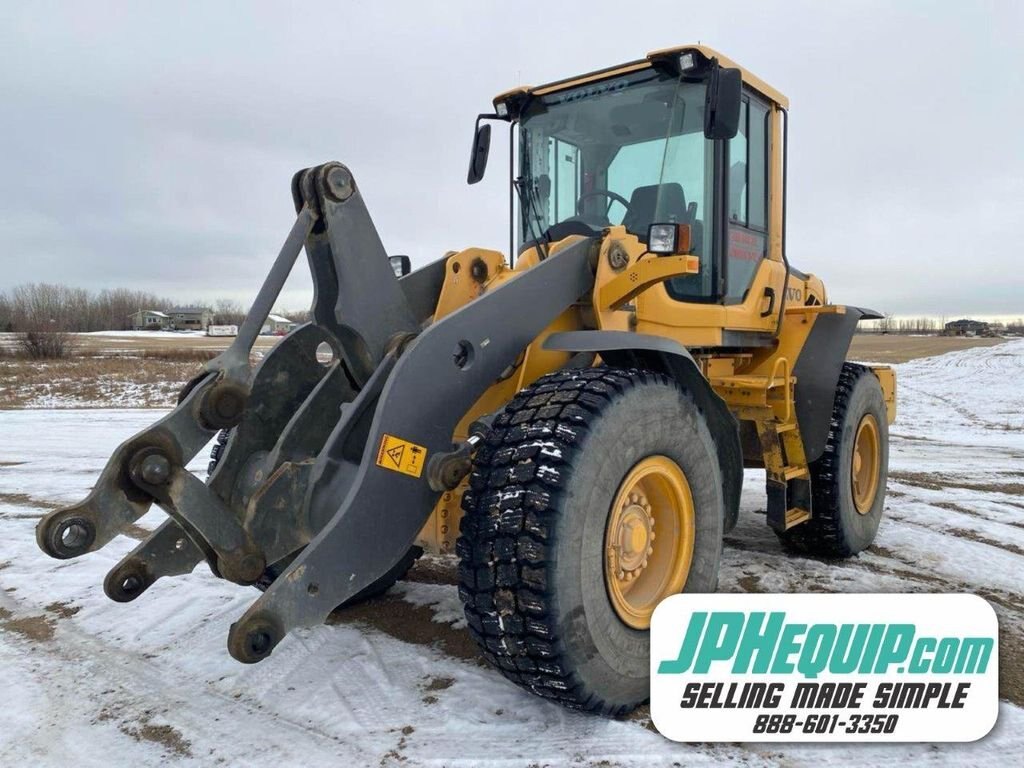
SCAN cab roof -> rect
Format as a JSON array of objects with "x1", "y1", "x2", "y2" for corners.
[{"x1": 493, "y1": 44, "x2": 788, "y2": 112}]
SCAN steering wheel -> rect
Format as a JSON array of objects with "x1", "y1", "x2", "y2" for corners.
[{"x1": 575, "y1": 189, "x2": 632, "y2": 219}]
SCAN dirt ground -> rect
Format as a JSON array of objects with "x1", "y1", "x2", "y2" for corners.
[
  {"x1": 0, "y1": 332, "x2": 278, "y2": 408},
  {"x1": 849, "y1": 334, "x2": 1005, "y2": 363},
  {"x1": 0, "y1": 357, "x2": 200, "y2": 408}
]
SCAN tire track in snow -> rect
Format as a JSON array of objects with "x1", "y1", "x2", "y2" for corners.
[{"x1": 2, "y1": 342, "x2": 1024, "y2": 764}]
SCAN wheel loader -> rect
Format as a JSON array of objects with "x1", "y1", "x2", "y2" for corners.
[{"x1": 37, "y1": 45, "x2": 896, "y2": 715}]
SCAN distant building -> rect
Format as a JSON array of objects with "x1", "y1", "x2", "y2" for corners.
[
  {"x1": 262, "y1": 314, "x2": 298, "y2": 335},
  {"x1": 944, "y1": 319, "x2": 990, "y2": 336},
  {"x1": 168, "y1": 307, "x2": 214, "y2": 331},
  {"x1": 129, "y1": 310, "x2": 169, "y2": 330}
]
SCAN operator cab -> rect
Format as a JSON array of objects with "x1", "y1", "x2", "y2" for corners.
[{"x1": 468, "y1": 46, "x2": 799, "y2": 344}]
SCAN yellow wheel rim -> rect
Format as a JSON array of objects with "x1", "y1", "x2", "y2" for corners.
[
  {"x1": 851, "y1": 414, "x2": 881, "y2": 514},
  {"x1": 604, "y1": 455, "x2": 695, "y2": 630}
]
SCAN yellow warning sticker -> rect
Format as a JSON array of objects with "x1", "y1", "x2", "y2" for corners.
[{"x1": 375, "y1": 433, "x2": 427, "y2": 478}]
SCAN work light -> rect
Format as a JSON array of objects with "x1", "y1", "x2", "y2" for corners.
[{"x1": 647, "y1": 223, "x2": 691, "y2": 255}]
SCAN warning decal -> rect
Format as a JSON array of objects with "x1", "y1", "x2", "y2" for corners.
[{"x1": 375, "y1": 433, "x2": 427, "y2": 478}]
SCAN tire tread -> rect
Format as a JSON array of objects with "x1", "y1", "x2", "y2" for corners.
[
  {"x1": 458, "y1": 367, "x2": 673, "y2": 716},
  {"x1": 780, "y1": 362, "x2": 879, "y2": 557}
]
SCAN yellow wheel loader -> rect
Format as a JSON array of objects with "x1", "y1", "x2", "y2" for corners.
[{"x1": 38, "y1": 45, "x2": 896, "y2": 715}]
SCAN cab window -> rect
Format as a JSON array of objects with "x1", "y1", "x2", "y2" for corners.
[
  {"x1": 547, "y1": 138, "x2": 582, "y2": 224},
  {"x1": 725, "y1": 96, "x2": 770, "y2": 302},
  {"x1": 518, "y1": 72, "x2": 716, "y2": 301}
]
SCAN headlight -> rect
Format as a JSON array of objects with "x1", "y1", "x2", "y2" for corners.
[{"x1": 647, "y1": 223, "x2": 691, "y2": 255}]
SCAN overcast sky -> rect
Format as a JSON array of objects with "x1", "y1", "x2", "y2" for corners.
[{"x1": 1, "y1": 1, "x2": 1021, "y2": 316}]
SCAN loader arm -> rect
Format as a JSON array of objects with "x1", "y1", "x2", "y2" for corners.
[{"x1": 36, "y1": 162, "x2": 596, "y2": 665}]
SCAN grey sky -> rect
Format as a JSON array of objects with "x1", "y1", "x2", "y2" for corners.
[{"x1": 1, "y1": 1, "x2": 1021, "y2": 316}]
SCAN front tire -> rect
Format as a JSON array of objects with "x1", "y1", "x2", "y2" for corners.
[{"x1": 457, "y1": 367, "x2": 724, "y2": 715}]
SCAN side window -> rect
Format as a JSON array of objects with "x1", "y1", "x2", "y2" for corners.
[
  {"x1": 607, "y1": 133, "x2": 709, "y2": 239},
  {"x1": 748, "y1": 101, "x2": 768, "y2": 229},
  {"x1": 728, "y1": 100, "x2": 748, "y2": 225},
  {"x1": 609, "y1": 132, "x2": 715, "y2": 300},
  {"x1": 725, "y1": 96, "x2": 770, "y2": 302},
  {"x1": 546, "y1": 138, "x2": 581, "y2": 224}
]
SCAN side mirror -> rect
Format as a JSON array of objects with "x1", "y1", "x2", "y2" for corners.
[
  {"x1": 704, "y1": 63, "x2": 742, "y2": 140},
  {"x1": 389, "y1": 254, "x2": 411, "y2": 278},
  {"x1": 467, "y1": 122, "x2": 492, "y2": 184}
]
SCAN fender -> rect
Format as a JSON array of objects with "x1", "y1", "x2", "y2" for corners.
[
  {"x1": 543, "y1": 330, "x2": 742, "y2": 533},
  {"x1": 793, "y1": 306, "x2": 882, "y2": 462}
]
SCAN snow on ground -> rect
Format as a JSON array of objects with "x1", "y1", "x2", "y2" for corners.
[
  {"x1": 2, "y1": 375, "x2": 187, "y2": 409},
  {"x1": 1, "y1": 342, "x2": 1024, "y2": 766}
]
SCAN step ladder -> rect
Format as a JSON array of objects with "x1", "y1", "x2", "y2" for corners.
[{"x1": 711, "y1": 357, "x2": 812, "y2": 533}]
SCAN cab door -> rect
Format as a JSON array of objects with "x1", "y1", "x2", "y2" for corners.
[{"x1": 722, "y1": 92, "x2": 787, "y2": 333}]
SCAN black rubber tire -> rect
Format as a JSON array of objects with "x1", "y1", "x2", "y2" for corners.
[
  {"x1": 779, "y1": 363, "x2": 889, "y2": 557},
  {"x1": 207, "y1": 429, "x2": 231, "y2": 475},
  {"x1": 457, "y1": 367, "x2": 724, "y2": 715},
  {"x1": 207, "y1": 430, "x2": 422, "y2": 605}
]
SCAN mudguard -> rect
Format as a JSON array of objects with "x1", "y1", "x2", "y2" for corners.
[
  {"x1": 543, "y1": 330, "x2": 743, "y2": 533},
  {"x1": 793, "y1": 306, "x2": 880, "y2": 463}
]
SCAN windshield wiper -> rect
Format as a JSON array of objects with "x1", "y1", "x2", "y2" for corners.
[{"x1": 515, "y1": 137, "x2": 551, "y2": 260}]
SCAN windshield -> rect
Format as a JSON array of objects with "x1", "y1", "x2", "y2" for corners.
[{"x1": 517, "y1": 68, "x2": 714, "y2": 285}]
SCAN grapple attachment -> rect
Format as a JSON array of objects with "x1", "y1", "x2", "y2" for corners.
[{"x1": 37, "y1": 162, "x2": 595, "y2": 663}]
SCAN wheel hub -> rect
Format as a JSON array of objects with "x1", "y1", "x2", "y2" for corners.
[
  {"x1": 604, "y1": 455, "x2": 695, "y2": 630},
  {"x1": 851, "y1": 414, "x2": 881, "y2": 515},
  {"x1": 609, "y1": 493, "x2": 656, "y2": 580}
]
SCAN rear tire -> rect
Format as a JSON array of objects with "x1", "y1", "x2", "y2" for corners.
[
  {"x1": 779, "y1": 363, "x2": 888, "y2": 557},
  {"x1": 457, "y1": 367, "x2": 724, "y2": 715}
]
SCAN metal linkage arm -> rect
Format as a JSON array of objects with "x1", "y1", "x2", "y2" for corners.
[
  {"x1": 36, "y1": 202, "x2": 319, "y2": 566},
  {"x1": 37, "y1": 162, "x2": 426, "y2": 617},
  {"x1": 36, "y1": 379, "x2": 218, "y2": 560},
  {"x1": 225, "y1": 236, "x2": 598, "y2": 663}
]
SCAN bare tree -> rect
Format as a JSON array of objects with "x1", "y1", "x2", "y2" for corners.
[
  {"x1": 0, "y1": 292, "x2": 13, "y2": 332},
  {"x1": 281, "y1": 309, "x2": 311, "y2": 324},
  {"x1": 213, "y1": 299, "x2": 246, "y2": 326}
]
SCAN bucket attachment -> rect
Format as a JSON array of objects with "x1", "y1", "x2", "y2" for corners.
[{"x1": 37, "y1": 162, "x2": 595, "y2": 663}]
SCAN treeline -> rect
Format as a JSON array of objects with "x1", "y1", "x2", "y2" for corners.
[
  {"x1": 873, "y1": 317, "x2": 941, "y2": 334},
  {"x1": 0, "y1": 284, "x2": 175, "y2": 333},
  {"x1": 862, "y1": 316, "x2": 1024, "y2": 335},
  {"x1": 0, "y1": 283, "x2": 307, "y2": 333}
]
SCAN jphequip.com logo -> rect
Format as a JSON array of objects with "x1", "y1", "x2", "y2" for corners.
[{"x1": 649, "y1": 594, "x2": 998, "y2": 742}]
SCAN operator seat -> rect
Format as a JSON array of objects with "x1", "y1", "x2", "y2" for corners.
[
  {"x1": 621, "y1": 182, "x2": 688, "y2": 235},
  {"x1": 622, "y1": 182, "x2": 703, "y2": 256}
]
